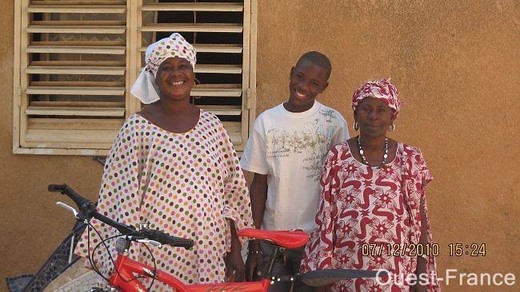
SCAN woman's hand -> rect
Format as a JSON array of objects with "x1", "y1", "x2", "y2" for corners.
[
  {"x1": 411, "y1": 275, "x2": 428, "y2": 292},
  {"x1": 412, "y1": 195, "x2": 429, "y2": 292},
  {"x1": 225, "y1": 245, "x2": 245, "y2": 282},
  {"x1": 314, "y1": 284, "x2": 333, "y2": 292},
  {"x1": 225, "y1": 220, "x2": 245, "y2": 282}
]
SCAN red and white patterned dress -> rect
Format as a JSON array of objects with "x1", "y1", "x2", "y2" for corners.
[{"x1": 300, "y1": 142, "x2": 440, "y2": 291}]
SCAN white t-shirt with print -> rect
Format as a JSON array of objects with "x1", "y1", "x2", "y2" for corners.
[{"x1": 240, "y1": 101, "x2": 349, "y2": 232}]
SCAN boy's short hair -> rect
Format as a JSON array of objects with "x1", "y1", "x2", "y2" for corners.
[{"x1": 296, "y1": 51, "x2": 332, "y2": 80}]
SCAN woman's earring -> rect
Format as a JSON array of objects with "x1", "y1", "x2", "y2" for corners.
[
  {"x1": 388, "y1": 123, "x2": 396, "y2": 132},
  {"x1": 353, "y1": 122, "x2": 359, "y2": 131}
]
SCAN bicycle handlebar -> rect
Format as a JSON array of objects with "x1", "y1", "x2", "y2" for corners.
[
  {"x1": 49, "y1": 184, "x2": 91, "y2": 211},
  {"x1": 48, "y1": 184, "x2": 194, "y2": 249},
  {"x1": 140, "y1": 229, "x2": 194, "y2": 249}
]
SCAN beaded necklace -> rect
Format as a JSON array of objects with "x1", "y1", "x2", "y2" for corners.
[{"x1": 357, "y1": 135, "x2": 388, "y2": 168}]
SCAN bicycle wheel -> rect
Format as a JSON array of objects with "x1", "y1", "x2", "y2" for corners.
[{"x1": 298, "y1": 269, "x2": 384, "y2": 287}]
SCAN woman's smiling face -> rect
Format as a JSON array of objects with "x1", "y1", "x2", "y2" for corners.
[{"x1": 155, "y1": 57, "x2": 195, "y2": 101}]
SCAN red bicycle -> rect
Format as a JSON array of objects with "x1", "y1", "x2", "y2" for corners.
[{"x1": 48, "y1": 184, "x2": 380, "y2": 291}]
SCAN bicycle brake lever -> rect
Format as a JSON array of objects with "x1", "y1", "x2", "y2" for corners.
[
  {"x1": 56, "y1": 201, "x2": 79, "y2": 218},
  {"x1": 135, "y1": 238, "x2": 162, "y2": 248}
]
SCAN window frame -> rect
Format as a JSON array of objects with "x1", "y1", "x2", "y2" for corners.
[{"x1": 13, "y1": 0, "x2": 257, "y2": 155}]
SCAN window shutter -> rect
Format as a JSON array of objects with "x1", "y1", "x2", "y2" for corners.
[
  {"x1": 14, "y1": 0, "x2": 256, "y2": 155},
  {"x1": 14, "y1": 0, "x2": 129, "y2": 154}
]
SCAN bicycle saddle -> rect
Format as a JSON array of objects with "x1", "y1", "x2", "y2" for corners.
[{"x1": 237, "y1": 228, "x2": 309, "y2": 249}]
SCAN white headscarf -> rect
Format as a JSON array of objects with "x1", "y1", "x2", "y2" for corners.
[{"x1": 130, "y1": 33, "x2": 197, "y2": 104}]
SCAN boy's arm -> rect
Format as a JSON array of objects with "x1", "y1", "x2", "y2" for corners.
[
  {"x1": 250, "y1": 173, "x2": 268, "y2": 229},
  {"x1": 245, "y1": 173, "x2": 268, "y2": 281}
]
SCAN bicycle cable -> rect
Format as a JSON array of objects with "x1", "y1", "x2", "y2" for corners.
[
  {"x1": 88, "y1": 222, "x2": 149, "y2": 285},
  {"x1": 86, "y1": 222, "x2": 113, "y2": 283},
  {"x1": 91, "y1": 233, "x2": 160, "y2": 289},
  {"x1": 141, "y1": 241, "x2": 158, "y2": 291},
  {"x1": 87, "y1": 221, "x2": 161, "y2": 289}
]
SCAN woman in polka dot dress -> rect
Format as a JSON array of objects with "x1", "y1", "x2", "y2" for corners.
[{"x1": 75, "y1": 33, "x2": 253, "y2": 290}]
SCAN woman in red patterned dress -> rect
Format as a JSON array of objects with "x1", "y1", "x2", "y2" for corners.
[{"x1": 300, "y1": 79, "x2": 440, "y2": 291}]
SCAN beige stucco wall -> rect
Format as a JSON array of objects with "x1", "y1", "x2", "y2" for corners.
[
  {"x1": 255, "y1": 1, "x2": 519, "y2": 291},
  {"x1": 1, "y1": 1, "x2": 518, "y2": 291},
  {"x1": 0, "y1": 1, "x2": 104, "y2": 290}
]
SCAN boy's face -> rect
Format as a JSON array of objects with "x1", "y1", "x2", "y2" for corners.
[{"x1": 287, "y1": 60, "x2": 330, "y2": 112}]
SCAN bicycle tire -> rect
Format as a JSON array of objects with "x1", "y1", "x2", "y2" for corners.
[{"x1": 298, "y1": 268, "x2": 384, "y2": 287}]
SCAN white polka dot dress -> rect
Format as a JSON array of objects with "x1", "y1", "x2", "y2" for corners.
[{"x1": 75, "y1": 111, "x2": 252, "y2": 289}]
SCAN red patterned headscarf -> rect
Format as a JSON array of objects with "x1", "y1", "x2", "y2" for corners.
[{"x1": 352, "y1": 78, "x2": 401, "y2": 118}]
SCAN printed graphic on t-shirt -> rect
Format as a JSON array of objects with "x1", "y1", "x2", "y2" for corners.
[{"x1": 264, "y1": 109, "x2": 340, "y2": 180}]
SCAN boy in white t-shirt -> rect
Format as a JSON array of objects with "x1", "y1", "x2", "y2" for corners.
[{"x1": 240, "y1": 51, "x2": 349, "y2": 291}]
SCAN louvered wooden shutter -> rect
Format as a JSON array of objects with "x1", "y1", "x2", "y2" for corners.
[{"x1": 14, "y1": 0, "x2": 256, "y2": 155}]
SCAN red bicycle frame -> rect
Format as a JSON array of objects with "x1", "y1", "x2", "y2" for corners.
[
  {"x1": 109, "y1": 255, "x2": 268, "y2": 292},
  {"x1": 106, "y1": 228, "x2": 309, "y2": 292}
]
